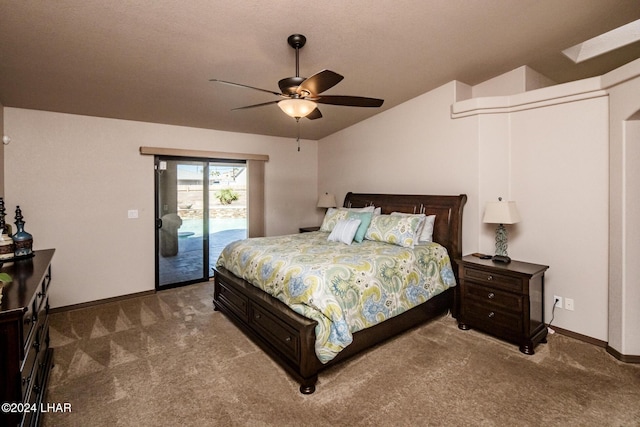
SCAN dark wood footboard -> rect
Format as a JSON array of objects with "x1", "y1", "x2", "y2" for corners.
[
  {"x1": 214, "y1": 266, "x2": 320, "y2": 393},
  {"x1": 214, "y1": 266, "x2": 454, "y2": 394}
]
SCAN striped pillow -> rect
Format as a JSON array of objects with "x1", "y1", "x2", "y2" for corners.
[{"x1": 327, "y1": 218, "x2": 361, "y2": 245}]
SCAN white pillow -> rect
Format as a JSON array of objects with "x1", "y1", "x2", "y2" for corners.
[
  {"x1": 419, "y1": 215, "x2": 436, "y2": 243},
  {"x1": 328, "y1": 218, "x2": 361, "y2": 245}
]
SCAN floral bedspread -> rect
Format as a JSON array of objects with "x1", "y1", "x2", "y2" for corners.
[{"x1": 216, "y1": 231, "x2": 456, "y2": 363}]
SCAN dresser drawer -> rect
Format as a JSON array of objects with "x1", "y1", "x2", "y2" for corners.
[
  {"x1": 21, "y1": 316, "x2": 46, "y2": 399},
  {"x1": 465, "y1": 268, "x2": 523, "y2": 293},
  {"x1": 464, "y1": 282, "x2": 524, "y2": 313},
  {"x1": 249, "y1": 301, "x2": 300, "y2": 364},
  {"x1": 462, "y1": 300, "x2": 523, "y2": 337},
  {"x1": 217, "y1": 279, "x2": 249, "y2": 322},
  {"x1": 22, "y1": 306, "x2": 37, "y2": 357}
]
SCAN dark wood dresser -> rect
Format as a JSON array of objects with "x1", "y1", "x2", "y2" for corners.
[
  {"x1": 0, "y1": 249, "x2": 55, "y2": 427},
  {"x1": 457, "y1": 255, "x2": 549, "y2": 354}
]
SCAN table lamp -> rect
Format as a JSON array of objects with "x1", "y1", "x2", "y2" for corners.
[
  {"x1": 483, "y1": 197, "x2": 521, "y2": 263},
  {"x1": 317, "y1": 193, "x2": 337, "y2": 210}
]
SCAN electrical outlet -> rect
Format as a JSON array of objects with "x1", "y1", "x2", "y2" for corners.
[
  {"x1": 565, "y1": 298, "x2": 574, "y2": 311},
  {"x1": 554, "y1": 295, "x2": 563, "y2": 308}
]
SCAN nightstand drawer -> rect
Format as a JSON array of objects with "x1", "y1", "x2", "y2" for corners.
[
  {"x1": 465, "y1": 268, "x2": 523, "y2": 293},
  {"x1": 465, "y1": 283, "x2": 524, "y2": 313},
  {"x1": 462, "y1": 300, "x2": 522, "y2": 337}
]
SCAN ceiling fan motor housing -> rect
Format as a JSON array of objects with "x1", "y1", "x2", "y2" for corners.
[{"x1": 278, "y1": 76, "x2": 306, "y2": 96}]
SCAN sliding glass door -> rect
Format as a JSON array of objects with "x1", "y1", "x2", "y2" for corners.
[{"x1": 155, "y1": 157, "x2": 247, "y2": 288}]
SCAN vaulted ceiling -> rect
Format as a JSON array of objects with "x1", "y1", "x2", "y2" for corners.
[{"x1": 1, "y1": 1, "x2": 640, "y2": 140}]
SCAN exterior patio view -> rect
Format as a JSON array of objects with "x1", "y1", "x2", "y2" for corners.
[{"x1": 158, "y1": 161, "x2": 247, "y2": 286}]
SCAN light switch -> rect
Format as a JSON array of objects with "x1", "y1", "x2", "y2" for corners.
[{"x1": 128, "y1": 209, "x2": 139, "y2": 219}]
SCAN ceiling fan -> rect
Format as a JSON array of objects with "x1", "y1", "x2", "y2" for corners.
[{"x1": 210, "y1": 34, "x2": 384, "y2": 121}]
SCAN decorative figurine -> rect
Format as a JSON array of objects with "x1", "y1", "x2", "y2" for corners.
[
  {"x1": 0, "y1": 198, "x2": 15, "y2": 261},
  {"x1": 12, "y1": 205, "x2": 33, "y2": 257}
]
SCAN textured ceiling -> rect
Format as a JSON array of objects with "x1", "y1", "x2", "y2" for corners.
[{"x1": 1, "y1": 0, "x2": 640, "y2": 140}]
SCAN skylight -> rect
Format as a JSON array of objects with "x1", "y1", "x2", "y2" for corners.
[{"x1": 562, "y1": 19, "x2": 640, "y2": 63}]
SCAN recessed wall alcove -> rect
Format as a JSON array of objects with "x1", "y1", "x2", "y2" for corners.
[{"x1": 607, "y1": 104, "x2": 640, "y2": 362}]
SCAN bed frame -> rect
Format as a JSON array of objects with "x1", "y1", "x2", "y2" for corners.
[{"x1": 213, "y1": 192, "x2": 467, "y2": 393}]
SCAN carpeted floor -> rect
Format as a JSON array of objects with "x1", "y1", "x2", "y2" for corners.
[{"x1": 43, "y1": 282, "x2": 640, "y2": 426}]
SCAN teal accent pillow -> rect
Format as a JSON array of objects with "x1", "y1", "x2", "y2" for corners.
[
  {"x1": 364, "y1": 214, "x2": 423, "y2": 248},
  {"x1": 346, "y1": 211, "x2": 373, "y2": 243}
]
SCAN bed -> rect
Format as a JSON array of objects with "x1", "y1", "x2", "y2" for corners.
[{"x1": 213, "y1": 192, "x2": 467, "y2": 393}]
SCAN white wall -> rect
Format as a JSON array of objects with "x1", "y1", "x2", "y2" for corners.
[{"x1": 4, "y1": 109, "x2": 319, "y2": 308}]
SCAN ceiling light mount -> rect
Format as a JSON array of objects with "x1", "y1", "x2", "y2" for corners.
[{"x1": 287, "y1": 34, "x2": 307, "y2": 50}]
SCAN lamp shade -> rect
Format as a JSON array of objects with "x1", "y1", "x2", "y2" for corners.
[
  {"x1": 483, "y1": 200, "x2": 521, "y2": 224},
  {"x1": 317, "y1": 193, "x2": 337, "y2": 208},
  {"x1": 278, "y1": 99, "x2": 317, "y2": 118}
]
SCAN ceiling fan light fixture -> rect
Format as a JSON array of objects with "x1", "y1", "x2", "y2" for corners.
[{"x1": 278, "y1": 98, "x2": 317, "y2": 118}]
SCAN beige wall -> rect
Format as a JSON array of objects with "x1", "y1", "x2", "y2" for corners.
[
  {"x1": 506, "y1": 96, "x2": 609, "y2": 340},
  {"x1": 472, "y1": 66, "x2": 556, "y2": 98},
  {"x1": 3, "y1": 109, "x2": 319, "y2": 308}
]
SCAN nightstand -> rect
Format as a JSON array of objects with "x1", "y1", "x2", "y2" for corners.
[
  {"x1": 457, "y1": 255, "x2": 549, "y2": 355},
  {"x1": 299, "y1": 226, "x2": 320, "y2": 233}
]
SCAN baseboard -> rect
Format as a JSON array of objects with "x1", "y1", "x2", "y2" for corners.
[
  {"x1": 606, "y1": 345, "x2": 640, "y2": 364},
  {"x1": 50, "y1": 290, "x2": 156, "y2": 313},
  {"x1": 552, "y1": 325, "x2": 640, "y2": 364},
  {"x1": 551, "y1": 325, "x2": 607, "y2": 347}
]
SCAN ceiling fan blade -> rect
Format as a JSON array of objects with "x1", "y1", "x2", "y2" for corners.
[
  {"x1": 315, "y1": 95, "x2": 384, "y2": 108},
  {"x1": 210, "y1": 79, "x2": 283, "y2": 97},
  {"x1": 305, "y1": 108, "x2": 323, "y2": 120},
  {"x1": 297, "y1": 70, "x2": 343, "y2": 96},
  {"x1": 231, "y1": 100, "x2": 279, "y2": 111}
]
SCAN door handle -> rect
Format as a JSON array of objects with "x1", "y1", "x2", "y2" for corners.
[{"x1": 156, "y1": 218, "x2": 163, "y2": 229}]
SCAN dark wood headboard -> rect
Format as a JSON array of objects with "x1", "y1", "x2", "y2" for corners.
[{"x1": 343, "y1": 193, "x2": 467, "y2": 269}]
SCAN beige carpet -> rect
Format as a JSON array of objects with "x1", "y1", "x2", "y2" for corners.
[{"x1": 43, "y1": 282, "x2": 640, "y2": 426}]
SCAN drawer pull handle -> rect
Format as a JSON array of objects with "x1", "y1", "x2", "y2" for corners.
[
  {"x1": 255, "y1": 313, "x2": 261, "y2": 319},
  {"x1": 488, "y1": 311, "x2": 495, "y2": 318},
  {"x1": 285, "y1": 336, "x2": 291, "y2": 342},
  {"x1": 488, "y1": 292, "x2": 495, "y2": 299},
  {"x1": 487, "y1": 275, "x2": 493, "y2": 281}
]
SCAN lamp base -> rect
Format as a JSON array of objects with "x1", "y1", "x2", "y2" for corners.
[{"x1": 492, "y1": 255, "x2": 512, "y2": 263}]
